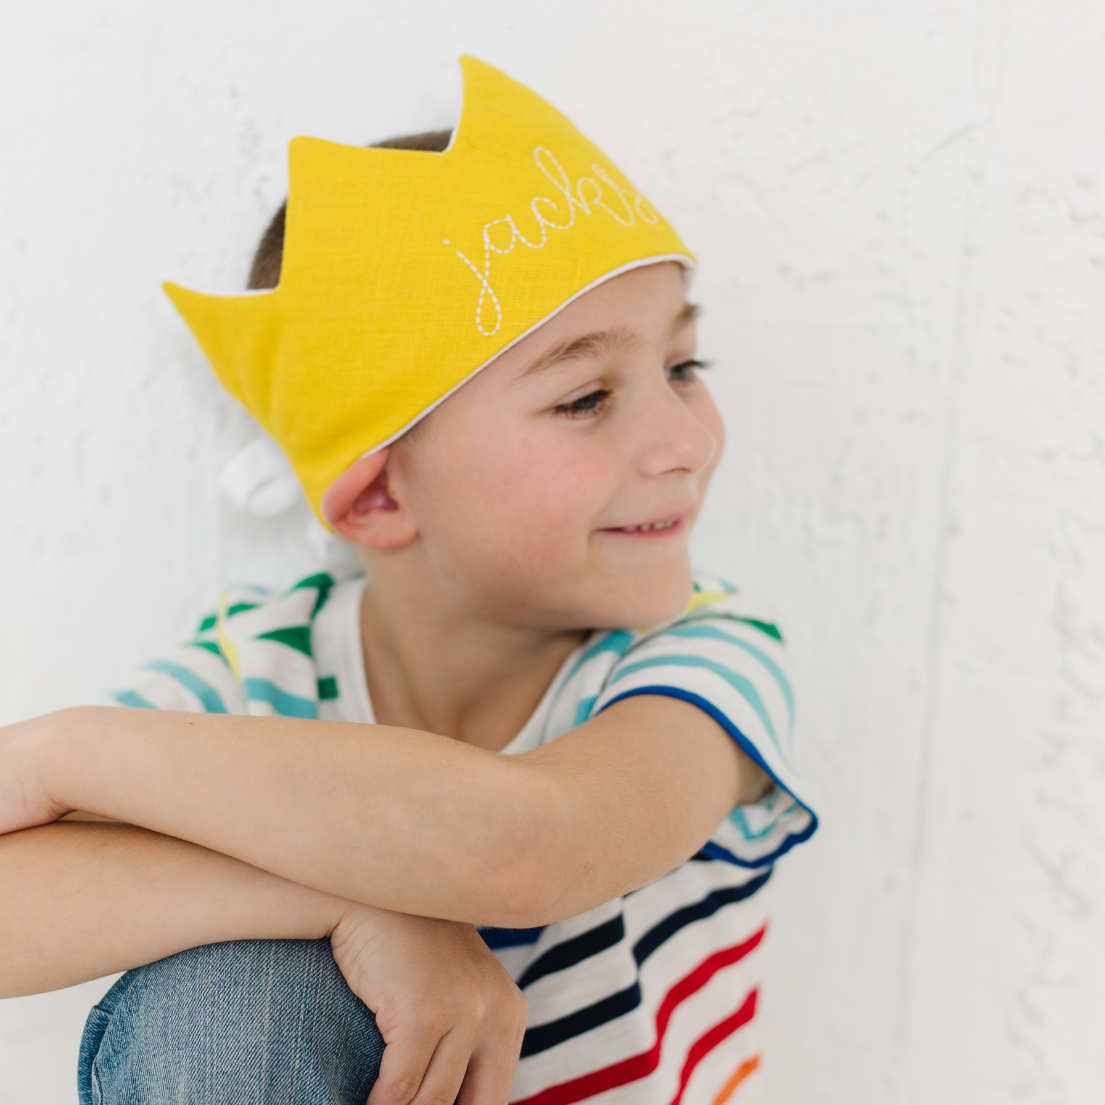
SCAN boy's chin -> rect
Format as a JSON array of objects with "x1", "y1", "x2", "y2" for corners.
[{"x1": 585, "y1": 568, "x2": 695, "y2": 631}]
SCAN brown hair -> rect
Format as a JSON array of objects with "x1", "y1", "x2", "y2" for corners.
[{"x1": 246, "y1": 129, "x2": 453, "y2": 290}]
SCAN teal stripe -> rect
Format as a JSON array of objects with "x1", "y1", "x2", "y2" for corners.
[
  {"x1": 111, "y1": 689, "x2": 157, "y2": 710},
  {"x1": 243, "y1": 677, "x2": 317, "y2": 719},
  {"x1": 566, "y1": 630, "x2": 635, "y2": 682},
  {"x1": 142, "y1": 660, "x2": 228, "y2": 714},
  {"x1": 727, "y1": 805, "x2": 781, "y2": 841},
  {"x1": 610, "y1": 654, "x2": 781, "y2": 755},
  {"x1": 666, "y1": 624, "x2": 793, "y2": 726},
  {"x1": 573, "y1": 695, "x2": 598, "y2": 726}
]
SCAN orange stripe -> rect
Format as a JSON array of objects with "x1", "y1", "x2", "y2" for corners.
[{"x1": 710, "y1": 1054, "x2": 761, "y2": 1105}]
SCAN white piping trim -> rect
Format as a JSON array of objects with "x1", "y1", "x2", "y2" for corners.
[
  {"x1": 168, "y1": 283, "x2": 279, "y2": 299},
  {"x1": 352, "y1": 252, "x2": 696, "y2": 463}
]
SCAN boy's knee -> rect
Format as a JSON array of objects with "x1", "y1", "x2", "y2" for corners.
[{"x1": 79, "y1": 939, "x2": 384, "y2": 1105}]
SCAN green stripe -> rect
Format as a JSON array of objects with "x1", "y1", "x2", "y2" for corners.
[
  {"x1": 610, "y1": 654, "x2": 781, "y2": 755},
  {"x1": 142, "y1": 660, "x2": 228, "y2": 714},
  {"x1": 292, "y1": 572, "x2": 335, "y2": 616},
  {"x1": 186, "y1": 640, "x2": 223, "y2": 657},
  {"x1": 197, "y1": 614, "x2": 216, "y2": 632},
  {"x1": 734, "y1": 617, "x2": 782, "y2": 642},
  {"x1": 256, "y1": 626, "x2": 313, "y2": 657},
  {"x1": 227, "y1": 602, "x2": 259, "y2": 617},
  {"x1": 317, "y1": 676, "x2": 339, "y2": 700}
]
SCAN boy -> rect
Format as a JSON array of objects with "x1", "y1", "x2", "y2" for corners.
[{"x1": 0, "y1": 58, "x2": 815, "y2": 1105}]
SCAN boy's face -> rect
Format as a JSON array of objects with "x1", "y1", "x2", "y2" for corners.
[{"x1": 385, "y1": 261, "x2": 724, "y2": 630}]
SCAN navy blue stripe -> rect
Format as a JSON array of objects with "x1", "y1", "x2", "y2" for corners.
[
  {"x1": 632, "y1": 870, "x2": 771, "y2": 965},
  {"x1": 478, "y1": 926, "x2": 545, "y2": 950},
  {"x1": 520, "y1": 983, "x2": 640, "y2": 1058},
  {"x1": 516, "y1": 915, "x2": 624, "y2": 990},
  {"x1": 517, "y1": 871, "x2": 771, "y2": 1056}
]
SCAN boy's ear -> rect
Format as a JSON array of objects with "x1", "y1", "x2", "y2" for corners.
[{"x1": 323, "y1": 449, "x2": 418, "y2": 550}]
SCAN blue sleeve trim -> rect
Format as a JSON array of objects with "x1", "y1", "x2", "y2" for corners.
[
  {"x1": 609, "y1": 655, "x2": 782, "y2": 760},
  {"x1": 665, "y1": 624, "x2": 794, "y2": 721},
  {"x1": 598, "y1": 685, "x2": 818, "y2": 868},
  {"x1": 142, "y1": 660, "x2": 228, "y2": 714},
  {"x1": 110, "y1": 689, "x2": 158, "y2": 710},
  {"x1": 242, "y1": 677, "x2": 317, "y2": 720}
]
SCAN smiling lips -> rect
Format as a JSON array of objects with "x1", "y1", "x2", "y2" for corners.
[{"x1": 602, "y1": 517, "x2": 685, "y2": 536}]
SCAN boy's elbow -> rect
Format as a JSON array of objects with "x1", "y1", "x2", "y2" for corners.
[
  {"x1": 477, "y1": 769, "x2": 576, "y2": 928},
  {"x1": 482, "y1": 858, "x2": 561, "y2": 929}
]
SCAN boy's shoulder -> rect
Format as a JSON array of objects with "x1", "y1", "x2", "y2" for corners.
[
  {"x1": 561, "y1": 569, "x2": 788, "y2": 699},
  {"x1": 539, "y1": 569, "x2": 813, "y2": 869},
  {"x1": 105, "y1": 564, "x2": 363, "y2": 719}
]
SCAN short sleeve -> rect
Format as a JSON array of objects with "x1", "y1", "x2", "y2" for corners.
[
  {"x1": 101, "y1": 603, "x2": 250, "y2": 715},
  {"x1": 591, "y1": 583, "x2": 817, "y2": 868},
  {"x1": 101, "y1": 573, "x2": 339, "y2": 718}
]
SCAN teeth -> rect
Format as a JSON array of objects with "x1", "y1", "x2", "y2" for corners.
[{"x1": 621, "y1": 520, "x2": 676, "y2": 532}]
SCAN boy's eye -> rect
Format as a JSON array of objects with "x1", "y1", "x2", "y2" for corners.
[
  {"x1": 667, "y1": 358, "x2": 709, "y2": 385},
  {"x1": 553, "y1": 388, "x2": 612, "y2": 418}
]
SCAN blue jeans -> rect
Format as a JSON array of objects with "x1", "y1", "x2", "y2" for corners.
[{"x1": 78, "y1": 939, "x2": 385, "y2": 1104}]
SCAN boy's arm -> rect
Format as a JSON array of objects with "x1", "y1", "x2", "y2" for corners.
[
  {"x1": 2, "y1": 695, "x2": 765, "y2": 927},
  {"x1": 0, "y1": 821, "x2": 345, "y2": 996},
  {"x1": 1, "y1": 822, "x2": 526, "y2": 1105}
]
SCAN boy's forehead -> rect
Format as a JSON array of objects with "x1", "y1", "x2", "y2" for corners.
[
  {"x1": 517, "y1": 300, "x2": 700, "y2": 380},
  {"x1": 502, "y1": 263, "x2": 698, "y2": 377}
]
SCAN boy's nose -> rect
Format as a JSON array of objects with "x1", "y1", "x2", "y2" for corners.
[{"x1": 636, "y1": 384, "x2": 718, "y2": 479}]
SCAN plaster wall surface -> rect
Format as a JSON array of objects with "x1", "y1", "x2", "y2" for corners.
[{"x1": 1, "y1": 2, "x2": 1103, "y2": 1102}]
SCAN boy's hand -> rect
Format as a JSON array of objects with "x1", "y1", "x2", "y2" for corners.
[
  {"x1": 331, "y1": 905, "x2": 528, "y2": 1105},
  {"x1": 0, "y1": 715, "x2": 70, "y2": 835}
]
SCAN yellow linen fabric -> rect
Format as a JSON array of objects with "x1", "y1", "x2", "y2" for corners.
[{"x1": 165, "y1": 57, "x2": 694, "y2": 521}]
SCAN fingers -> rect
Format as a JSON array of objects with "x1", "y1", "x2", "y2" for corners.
[
  {"x1": 455, "y1": 1035, "x2": 525, "y2": 1105},
  {"x1": 367, "y1": 983, "x2": 526, "y2": 1105},
  {"x1": 455, "y1": 987, "x2": 528, "y2": 1105},
  {"x1": 367, "y1": 1028, "x2": 472, "y2": 1105}
]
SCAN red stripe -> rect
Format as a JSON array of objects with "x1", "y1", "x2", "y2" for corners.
[
  {"x1": 511, "y1": 926, "x2": 765, "y2": 1105},
  {"x1": 668, "y1": 991, "x2": 757, "y2": 1105}
]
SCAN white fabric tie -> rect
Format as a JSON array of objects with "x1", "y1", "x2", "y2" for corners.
[{"x1": 218, "y1": 438, "x2": 301, "y2": 516}]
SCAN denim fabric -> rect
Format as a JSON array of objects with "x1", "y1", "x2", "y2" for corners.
[{"x1": 78, "y1": 939, "x2": 385, "y2": 1105}]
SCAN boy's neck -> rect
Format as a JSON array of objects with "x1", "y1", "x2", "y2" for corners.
[{"x1": 357, "y1": 566, "x2": 588, "y2": 752}]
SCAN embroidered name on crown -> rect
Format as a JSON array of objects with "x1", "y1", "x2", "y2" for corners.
[{"x1": 446, "y1": 147, "x2": 659, "y2": 337}]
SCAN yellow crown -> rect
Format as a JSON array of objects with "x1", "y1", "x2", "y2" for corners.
[{"x1": 165, "y1": 57, "x2": 694, "y2": 522}]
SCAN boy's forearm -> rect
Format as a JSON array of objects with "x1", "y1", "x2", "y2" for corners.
[
  {"x1": 15, "y1": 698, "x2": 745, "y2": 927},
  {"x1": 25, "y1": 706, "x2": 549, "y2": 926},
  {"x1": 0, "y1": 821, "x2": 349, "y2": 998}
]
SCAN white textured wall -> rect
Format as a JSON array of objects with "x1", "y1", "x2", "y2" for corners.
[{"x1": 2, "y1": 2, "x2": 1103, "y2": 1101}]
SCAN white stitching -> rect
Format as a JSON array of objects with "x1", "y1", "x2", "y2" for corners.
[{"x1": 447, "y1": 146, "x2": 662, "y2": 337}]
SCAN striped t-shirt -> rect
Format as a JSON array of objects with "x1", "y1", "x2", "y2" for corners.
[{"x1": 107, "y1": 565, "x2": 816, "y2": 1105}]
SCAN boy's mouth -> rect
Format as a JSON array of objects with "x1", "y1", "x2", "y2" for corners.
[{"x1": 600, "y1": 516, "x2": 686, "y2": 537}]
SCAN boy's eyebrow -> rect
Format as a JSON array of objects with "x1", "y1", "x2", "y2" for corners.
[{"x1": 520, "y1": 302, "x2": 701, "y2": 378}]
